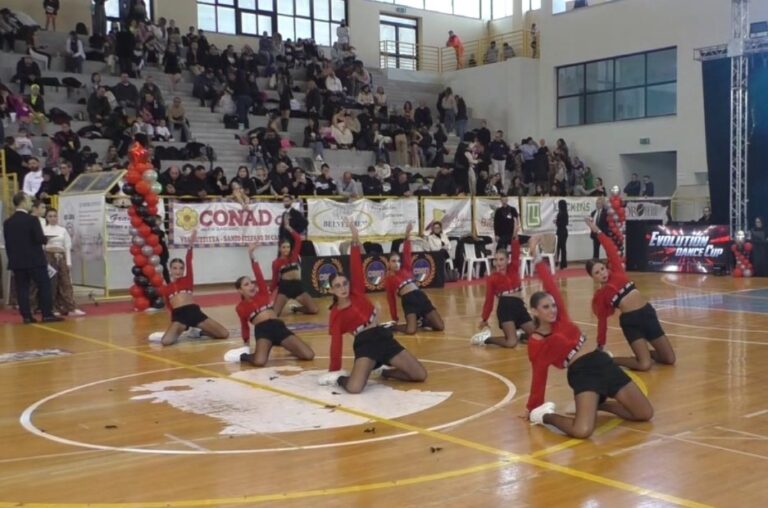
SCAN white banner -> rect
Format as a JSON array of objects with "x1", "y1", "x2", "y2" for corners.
[
  {"x1": 307, "y1": 198, "x2": 418, "y2": 239},
  {"x1": 625, "y1": 198, "x2": 671, "y2": 223},
  {"x1": 422, "y1": 198, "x2": 473, "y2": 237},
  {"x1": 520, "y1": 197, "x2": 596, "y2": 235},
  {"x1": 59, "y1": 194, "x2": 106, "y2": 261},
  {"x1": 169, "y1": 201, "x2": 289, "y2": 247},
  {"x1": 106, "y1": 201, "x2": 166, "y2": 249},
  {"x1": 472, "y1": 197, "x2": 522, "y2": 238}
]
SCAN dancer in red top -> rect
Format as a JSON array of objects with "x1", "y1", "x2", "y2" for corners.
[
  {"x1": 156, "y1": 230, "x2": 229, "y2": 346},
  {"x1": 234, "y1": 242, "x2": 314, "y2": 366},
  {"x1": 318, "y1": 223, "x2": 427, "y2": 393},
  {"x1": 585, "y1": 218, "x2": 676, "y2": 371},
  {"x1": 525, "y1": 236, "x2": 653, "y2": 438},
  {"x1": 473, "y1": 235, "x2": 534, "y2": 347},
  {"x1": 270, "y1": 221, "x2": 318, "y2": 316},
  {"x1": 383, "y1": 222, "x2": 444, "y2": 335}
]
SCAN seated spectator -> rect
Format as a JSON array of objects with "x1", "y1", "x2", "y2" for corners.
[
  {"x1": 229, "y1": 180, "x2": 250, "y2": 207},
  {"x1": 215, "y1": 87, "x2": 236, "y2": 116},
  {"x1": 51, "y1": 122, "x2": 82, "y2": 169},
  {"x1": 207, "y1": 167, "x2": 228, "y2": 196},
  {"x1": 414, "y1": 101, "x2": 433, "y2": 129},
  {"x1": 590, "y1": 176, "x2": 607, "y2": 196},
  {"x1": 509, "y1": 175, "x2": 527, "y2": 197},
  {"x1": 486, "y1": 173, "x2": 502, "y2": 196},
  {"x1": 139, "y1": 75, "x2": 164, "y2": 106},
  {"x1": 131, "y1": 117, "x2": 154, "y2": 138},
  {"x1": 252, "y1": 166, "x2": 272, "y2": 196},
  {"x1": 425, "y1": 221, "x2": 450, "y2": 255},
  {"x1": 90, "y1": 72, "x2": 104, "y2": 94},
  {"x1": 357, "y1": 84, "x2": 374, "y2": 108},
  {"x1": 158, "y1": 165, "x2": 184, "y2": 195},
  {"x1": 374, "y1": 86, "x2": 387, "y2": 119},
  {"x1": 331, "y1": 118, "x2": 353, "y2": 148},
  {"x1": 305, "y1": 80, "x2": 322, "y2": 117},
  {"x1": 270, "y1": 162, "x2": 292, "y2": 195},
  {"x1": 36, "y1": 168, "x2": 56, "y2": 200},
  {"x1": 140, "y1": 92, "x2": 165, "y2": 124},
  {"x1": 87, "y1": 86, "x2": 112, "y2": 123},
  {"x1": 304, "y1": 117, "x2": 325, "y2": 161},
  {"x1": 3, "y1": 136, "x2": 25, "y2": 176},
  {"x1": 64, "y1": 31, "x2": 86, "y2": 74},
  {"x1": 12, "y1": 55, "x2": 42, "y2": 94},
  {"x1": 390, "y1": 171, "x2": 412, "y2": 197},
  {"x1": 502, "y1": 42, "x2": 515, "y2": 60},
  {"x1": 484, "y1": 41, "x2": 499, "y2": 64},
  {"x1": 231, "y1": 166, "x2": 256, "y2": 196},
  {"x1": 22, "y1": 156, "x2": 44, "y2": 196},
  {"x1": 362, "y1": 166, "x2": 383, "y2": 196},
  {"x1": 624, "y1": 173, "x2": 641, "y2": 197},
  {"x1": 166, "y1": 96, "x2": 192, "y2": 142},
  {"x1": 432, "y1": 166, "x2": 458, "y2": 196},
  {"x1": 183, "y1": 165, "x2": 214, "y2": 198},
  {"x1": 102, "y1": 145, "x2": 122, "y2": 170},
  {"x1": 325, "y1": 70, "x2": 344, "y2": 96},
  {"x1": 50, "y1": 160, "x2": 77, "y2": 195},
  {"x1": 314, "y1": 164, "x2": 337, "y2": 196},
  {"x1": 112, "y1": 73, "x2": 139, "y2": 109},
  {"x1": 154, "y1": 119, "x2": 172, "y2": 141},
  {"x1": 375, "y1": 158, "x2": 392, "y2": 182},
  {"x1": 338, "y1": 171, "x2": 362, "y2": 200},
  {"x1": 290, "y1": 168, "x2": 314, "y2": 197}
]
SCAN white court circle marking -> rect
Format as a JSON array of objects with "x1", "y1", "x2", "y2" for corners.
[{"x1": 20, "y1": 358, "x2": 516, "y2": 455}]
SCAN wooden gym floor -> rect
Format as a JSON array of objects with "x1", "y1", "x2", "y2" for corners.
[{"x1": 1, "y1": 271, "x2": 768, "y2": 508}]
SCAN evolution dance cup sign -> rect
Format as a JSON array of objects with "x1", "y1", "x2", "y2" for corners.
[{"x1": 644, "y1": 225, "x2": 729, "y2": 273}]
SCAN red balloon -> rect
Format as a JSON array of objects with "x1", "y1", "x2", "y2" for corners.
[
  {"x1": 744, "y1": 242, "x2": 753, "y2": 253},
  {"x1": 134, "y1": 254, "x2": 148, "y2": 267},
  {"x1": 142, "y1": 264, "x2": 156, "y2": 277},
  {"x1": 130, "y1": 216, "x2": 143, "y2": 228},
  {"x1": 151, "y1": 273, "x2": 164, "y2": 287},
  {"x1": 138, "y1": 224, "x2": 151, "y2": 237},
  {"x1": 127, "y1": 207, "x2": 137, "y2": 217},
  {"x1": 129, "y1": 284, "x2": 143, "y2": 298},
  {"x1": 136, "y1": 181, "x2": 150, "y2": 195},
  {"x1": 733, "y1": 268, "x2": 743, "y2": 278},
  {"x1": 146, "y1": 193, "x2": 159, "y2": 206},
  {"x1": 146, "y1": 234, "x2": 160, "y2": 246},
  {"x1": 153, "y1": 244, "x2": 162, "y2": 255},
  {"x1": 134, "y1": 297, "x2": 150, "y2": 311},
  {"x1": 125, "y1": 171, "x2": 141, "y2": 185},
  {"x1": 130, "y1": 244, "x2": 142, "y2": 256},
  {"x1": 731, "y1": 244, "x2": 738, "y2": 253},
  {"x1": 147, "y1": 205, "x2": 158, "y2": 215}
]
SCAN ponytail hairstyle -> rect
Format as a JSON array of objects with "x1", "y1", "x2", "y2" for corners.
[
  {"x1": 529, "y1": 290, "x2": 550, "y2": 328},
  {"x1": 170, "y1": 257, "x2": 185, "y2": 268},
  {"x1": 327, "y1": 271, "x2": 342, "y2": 309},
  {"x1": 585, "y1": 259, "x2": 601, "y2": 276},
  {"x1": 235, "y1": 275, "x2": 249, "y2": 300}
]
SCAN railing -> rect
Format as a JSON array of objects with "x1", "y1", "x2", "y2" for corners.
[{"x1": 379, "y1": 29, "x2": 537, "y2": 73}]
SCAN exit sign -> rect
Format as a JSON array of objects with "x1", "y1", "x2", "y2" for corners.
[
  {"x1": 639, "y1": 138, "x2": 651, "y2": 145},
  {"x1": 396, "y1": 6, "x2": 406, "y2": 13}
]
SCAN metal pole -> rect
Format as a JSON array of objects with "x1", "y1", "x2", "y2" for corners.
[{"x1": 729, "y1": 0, "x2": 750, "y2": 234}]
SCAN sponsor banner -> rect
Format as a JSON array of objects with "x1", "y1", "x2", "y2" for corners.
[
  {"x1": 625, "y1": 198, "x2": 672, "y2": 222},
  {"x1": 473, "y1": 197, "x2": 510, "y2": 238},
  {"x1": 422, "y1": 198, "x2": 473, "y2": 237},
  {"x1": 168, "y1": 201, "x2": 289, "y2": 247},
  {"x1": 520, "y1": 197, "x2": 595, "y2": 235},
  {"x1": 300, "y1": 252, "x2": 445, "y2": 297},
  {"x1": 641, "y1": 224, "x2": 729, "y2": 273},
  {"x1": 106, "y1": 201, "x2": 166, "y2": 249},
  {"x1": 307, "y1": 198, "x2": 418, "y2": 239},
  {"x1": 59, "y1": 193, "x2": 106, "y2": 261}
]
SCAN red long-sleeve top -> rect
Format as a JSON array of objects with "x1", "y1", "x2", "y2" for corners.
[
  {"x1": 162, "y1": 248, "x2": 194, "y2": 310},
  {"x1": 270, "y1": 230, "x2": 302, "y2": 291},
  {"x1": 327, "y1": 244, "x2": 377, "y2": 372},
  {"x1": 383, "y1": 238, "x2": 414, "y2": 321},
  {"x1": 592, "y1": 233, "x2": 634, "y2": 348},
  {"x1": 481, "y1": 238, "x2": 522, "y2": 322},
  {"x1": 235, "y1": 260, "x2": 272, "y2": 344},
  {"x1": 526, "y1": 261, "x2": 587, "y2": 411}
]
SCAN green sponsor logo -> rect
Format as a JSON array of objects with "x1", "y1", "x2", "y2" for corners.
[{"x1": 526, "y1": 202, "x2": 541, "y2": 228}]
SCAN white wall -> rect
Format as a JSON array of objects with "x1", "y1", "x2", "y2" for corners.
[{"x1": 535, "y1": 0, "x2": 731, "y2": 192}]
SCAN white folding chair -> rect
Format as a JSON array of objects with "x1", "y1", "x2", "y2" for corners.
[
  {"x1": 445, "y1": 239, "x2": 458, "y2": 272},
  {"x1": 539, "y1": 233, "x2": 558, "y2": 274},
  {"x1": 519, "y1": 246, "x2": 534, "y2": 279},
  {"x1": 462, "y1": 243, "x2": 490, "y2": 281},
  {"x1": 315, "y1": 242, "x2": 341, "y2": 256}
]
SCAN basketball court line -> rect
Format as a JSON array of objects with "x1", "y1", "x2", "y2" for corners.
[
  {"x1": 622, "y1": 427, "x2": 768, "y2": 462},
  {"x1": 0, "y1": 323, "x2": 712, "y2": 508}
]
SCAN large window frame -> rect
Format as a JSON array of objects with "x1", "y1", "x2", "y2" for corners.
[
  {"x1": 379, "y1": 14, "x2": 418, "y2": 71},
  {"x1": 373, "y1": 0, "x2": 506, "y2": 20},
  {"x1": 556, "y1": 47, "x2": 677, "y2": 128},
  {"x1": 196, "y1": 0, "x2": 346, "y2": 46}
]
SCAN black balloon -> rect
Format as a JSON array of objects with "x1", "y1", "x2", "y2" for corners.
[
  {"x1": 152, "y1": 297, "x2": 166, "y2": 309},
  {"x1": 137, "y1": 205, "x2": 149, "y2": 217},
  {"x1": 131, "y1": 266, "x2": 143, "y2": 276},
  {"x1": 122, "y1": 183, "x2": 135, "y2": 195},
  {"x1": 145, "y1": 287, "x2": 158, "y2": 299},
  {"x1": 134, "y1": 275, "x2": 150, "y2": 286},
  {"x1": 130, "y1": 194, "x2": 145, "y2": 206},
  {"x1": 144, "y1": 217, "x2": 156, "y2": 227},
  {"x1": 151, "y1": 227, "x2": 163, "y2": 236}
]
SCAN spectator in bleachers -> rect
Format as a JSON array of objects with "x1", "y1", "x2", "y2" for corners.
[
  {"x1": 102, "y1": 144, "x2": 122, "y2": 170},
  {"x1": 186, "y1": 41, "x2": 204, "y2": 76},
  {"x1": 140, "y1": 91, "x2": 165, "y2": 124},
  {"x1": 414, "y1": 101, "x2": 432, "y2": 129},
  {"x1": 3, "y1": 136, "x2": 24, "y2": 176},
  {"x1": 441, "y1": 88, "x2": 456, "y2": 134},
  {"x1": 193, "y1": 68, "x2": 218, "y2": 109},
  {"x1": 231, "y1": 166, "x2": 256, "y2": 196},
  {"x1": 207, "y1": 167, "x2": 228, "y2": 196},
  {"x1": 391, "y1": 171, "x2": 412, "y2": 197},
  {"x1": 89, "y1": 72, "x2": 103, "y2": 94},
  {"x1": 113, "y1": 73, "x2": 140, "y2": 109},
  {"x1": 154, "y1": 118, "x2": 172, "y2": 141},
  {"x1": 336, "y1": 20, "x2": 350, "y2": 51},
  {"x1": 642, "y1": 175, "x2": 655, "y2": 197},
  {"x1": 590, "y1": 176, "x2": 606, "y2": 196},
  {"x1": 432, "y1": 165, "x2": 458, "y2": 197},
  {"x1": 357, "y1": 84, "x2": 374, "y2": 109},
  {"x1": 409, "y1": 129, "x2": 423, "y2": 168},
  {"x1": 0, "y1": 9, "x2": 19, "y2": 51},
  {"x1": 64, "y1": 31, "x2": 86, "y2": 74},
  {"x1": 697, "y1": 206, "x2": 712, "y2": 224},
  {"x1": 229, "y1": 180, "x2": 250, "y2": 207},
  {"x1": 339, "y1": 171, "x2": 362, "y2": 199},
  {"x1": 291, "y1": 168, "x2": 314, "y2": 197},
  {"x1": 350, "y1": 61, "x2": 370, "y2": 98},
  {"x1": 303, "y1": 117, "x2": 325, "y2": 161},
  {"x1": 362, "y1": 166, "x2": 384, "y2": 196},
  {"x1": 43, "y1": 0, "x2": 59, "y2": 31},
  {"x1": 22, "y1": 156, "x2": 43, "y2": 196},
  {"x1": 12, "y1": 129, "x2": 32, "y2": 159},
  {"x1": 115, "y1": 25, "x2": 137, "y2": 76},
  {"x1": 446, "y1": 30, "x2": 464, "y2": 69},
  {"x1": 331, "y1": 117, "x2": 353, "y2": 149},
  {"x1": 375, "y1": 158, "x2": 391, "y2": 182},
  {"x1": 140, "y1": 75, "x2": 164, "y2": 106},
  {"x1": 374, "y1": 86, "x2": 387, "y2": 119},
  {"x1": 13, "y1": 55, "x2": 42, "y2": 94},
  {"x1": 489, "y1": 130, "x2": 510, "y2": 187},
  {"x1": 456, "y1": 95, "x2": 469, "y2": 140},
  {"x1": 183, "y1": 165, "x2": 214, "y2": 198},
  {"x1": 502, "y1": 42, "x2": 515, "y2": 60},
  {"x1": 509, "y1": 175, "x2": 527, "y2": 197},
  {"x1": 484, "y1": 41, "x2": 499, "y2": 64},
  {"x1": 167, "y1": 96, "x2": 192, "y2": 142},
  {"x1": 49, "y1": 160, "x2": 76, "y2": 195},
  {"x1": 253, "y1": 166, "x2": 272, "y2": 196},
  {"x1": 131, "y1": 116, "x2": 154, "y2": 138},
  {"x1": 93, "y1": 0, "x2": 107, "y2": 36},
  {"x1": 87, "y1": 86, "x2": 111, "y2": 123},
  {"x1": 25, "y1": 84, "x2": 47, "y2": 135},
  {"x1": 159, "y1": 165, "x2": 184, "y2": 195},
  {"x1": 417, "y1": 126, "x2": 436, "y2": 167},
  {"x1": 476, "y1": 120, "x2": 491, "y2": 146},
  {"x1": 51, "y1": 122, "x2": 81, "y2": 169},
  {"x1": 164, "y1": 40, "x2": 182, "y2": 92},
  {"x1": 623, "y1": 173, "x2": 641, "y2": 197},
  {"x1": 325, "y1": 70, "x2": 344, "y2": 97},
  {"x1": 270, "y1": 162, "x2": 292, "y2": 195}
]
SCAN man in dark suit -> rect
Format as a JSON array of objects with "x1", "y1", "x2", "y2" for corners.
[
  {"x1": 3, "y1": 192, "x2": 62, "y2": 324},
  {"x1": 590, "y1": 196, "x2": 610, "y2": 258},
  {"x1": 494, "y1": 194, "x2": 519, "y2": 250}
]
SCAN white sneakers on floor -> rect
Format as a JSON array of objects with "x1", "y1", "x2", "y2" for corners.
[
  {"x1": 318, "y1": 370, "x2": 349, "y2": 386},
  {"x1": 148, "y1": 332, "x2": 164, "y2": 343},
  {"x1": 182, "y1": 327, "x2": 202, "y2": 339},
  {"x1": 529, "y1": 402, "x2": 556, "y2": 425},
  {"x1": 223, "y1": 346, "x2": 250, "y2": 363},
  {"x1": 70, "y1": 309, "x2": 86, "y2": 316},
  {"x1": 471, "y1": 328, "x2": 492, "y2": 346}
]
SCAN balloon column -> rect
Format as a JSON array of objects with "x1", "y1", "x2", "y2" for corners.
[
  {"x1": 124, "y1": 142, "x2": 166, "y2": 311},
  {"x1": 731, "y1": 230, "x2": 753, "y2": 278},
  {"x1": 607, "y1": 186, "x2": 627, "y2": 259}
]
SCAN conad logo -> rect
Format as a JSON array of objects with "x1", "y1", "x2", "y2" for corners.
[{"x1": 312, "y1": 208, "x2": 374, "y2": 234}]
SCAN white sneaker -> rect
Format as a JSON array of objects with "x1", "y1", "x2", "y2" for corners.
[
  {"x1": 370, "y1": 365, "x2": 390, "y2": 379},
  {"x1": 70, "y1": 309, "x2": 86, "y2": 316},
  {"x1": 315, "y1": 154, "x2": 323, "y2": 161},
  {"x1": 148, "y1": 332, "x2": 164, "y2": 343},
  {"x1": 529, "y1": 402, "x2": 556, "y2": 425},
  {"x1": 182, "y1": 327, "x2": 202, "y2": 339},
  {"x1": 289, "y1": 303, "x2": 302, "y2": 313},
  {"x1": 318, "y1": 370, "x2": 349, "y2": 386},
  {"x1": 471, "y1": 328, "x2": 492, "y2": 346},
  {"x1": 380, "y1": 320, "x2": 397, "y2": 328},
  {"x1": 517, "y1": 329, "x2": 527, "y2": 342},
  {"x1": 224, "y1": 346, "x2": 251, "y2": 363}
]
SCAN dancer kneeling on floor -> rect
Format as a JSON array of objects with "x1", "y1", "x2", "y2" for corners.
[
  {"x1": 473, "y1": 234, "x2": 534, "y2": 347},
  {"x1": 155, "y1": 230, "x2": 229, "y2": 345},
  {"x1": 585, "y1": 218, "x2": 676, "y2": 371},
  {"x1": 318, "y1": 223, "x2": 427, "y2": 393},
  {"x1": 271, "y1": 223, "x2": 318, "y2": 316},
  {"x1": 524, "y1": 236, "x2": 653, "y2": 438},
  {"x1": 384, "y1": 222, "x2": 444, "y2": 335},
  {"x1": 235, "y1": 242, "x2": 315, "y2": 366}
]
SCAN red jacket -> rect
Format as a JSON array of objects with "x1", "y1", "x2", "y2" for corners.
[
  {"x1": 591, "y1": 233, "x2": 631, "y2": 348},
  {"x1": 235, "y1": 260, "x2": 272, "y2": 344},
  {"x1": 481, "y1": 238, "x2": 522, "y2": 322},
  {"x1": 162, "y1": 248, "x2": 193, "y2": 310},
  {"x1": 271, "y1": 229, "x2": 302, "y2": 291},
  {"x1": 383, "y1": 238, "x2": 414, "y2": 321}
]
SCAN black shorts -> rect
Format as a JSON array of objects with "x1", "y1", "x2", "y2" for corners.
[
  {"x1": 497, "y1": 296, "x2": 532, "y2": 329},
  {"x1": 252, "y1": 318, "x2": 293, "y2": 346},
  {"x1": 401, "y1": 290, "x2": 435, "y2": 318},
  {"x1": 353, "y1": 326, "x2": 405, "y2": 365},
  {"x1": 171, "y1": 304, "x2": 208, "y2": 328},
  {"x1": 619, "y1": 303, "x2": 665, "y2": 344},
  {"x1": 278, "y1": 279, "x2": 306, "y2": 299},
  {"x1": 567, "y1": 350, "x2": 631, "y2": 403}
]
